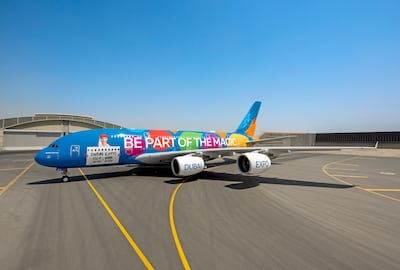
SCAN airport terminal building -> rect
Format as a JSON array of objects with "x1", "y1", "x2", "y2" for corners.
[{"x1": 0, "y1": 114, "x2": 399, "y2": 151}]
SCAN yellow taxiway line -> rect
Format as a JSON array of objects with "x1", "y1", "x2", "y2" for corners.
[
  {"x1": 364, "y1": 189, "x2": 400, "y2": 192},
  {"x1": 322, "y1": 157, "x2": 400, "y2": 203},
  {"x1": 326, "y1": 167, "x2": 357, "y2": 171},
  {"x1": 0, "y1": 167, "x2": 28, "y2": 171},
  {"x1": 361, "y1": 189, "x2": 400, "y2": 203},
  {"x1": 78, "y1": 168, "x2": 154, "y2": 270},
  {"x1": 169, "y1": 177, "x2": 192, "y2": 270},
  {"x1": 331, "y1": 174, "x2": 369, "y2": 179},
  {"x1": 0, "y1": 162, "x2": 35, "y2": 197},
  {"x1": 337, "y1": 163, "x2": 358, "y2": 166}
]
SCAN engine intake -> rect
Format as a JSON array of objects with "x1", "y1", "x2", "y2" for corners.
[
  {"x1": 171, "y1": 156, "x2": 205, "y2": 177},
  {"x1": 237, "y1": 153, "x2": 271, "y2": 175}
]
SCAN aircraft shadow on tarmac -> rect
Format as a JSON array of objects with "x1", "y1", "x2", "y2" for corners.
[
  {"x1": 27, "y1": 159, "x2": 236, "y2": 185},
  {"x1": 27, "y1": 169, "x2": 138, "y2": 185},
  {"x1": 28, "y1": 164, "x2": 353, "y2": 190},
  {"x1": 164, "y1": 171, "x2": 353, "y2": 190}
]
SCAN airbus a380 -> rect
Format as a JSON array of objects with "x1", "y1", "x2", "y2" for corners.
[{"x1": 35, "y1": 101, "x2": 376, "y2": 182}]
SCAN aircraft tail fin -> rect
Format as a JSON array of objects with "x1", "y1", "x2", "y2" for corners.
[{"x1": 235, "y1": 101, "x2": 261, "y2": 137}]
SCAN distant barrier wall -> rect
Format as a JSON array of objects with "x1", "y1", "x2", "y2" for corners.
[
  {"x1": 261, "y1": 131, "x2": 400, "y2": 149},
  {"x1": 315, "y1": 132, "x2": 400, "y2": 149}
]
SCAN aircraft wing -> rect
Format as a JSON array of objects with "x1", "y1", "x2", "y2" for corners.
[
  {"x1": 135, "y1": 144, "x2": 377, "y2": 165},
  {"x1": 246, "y1": 135, "x2": 297, "y2": 146}
]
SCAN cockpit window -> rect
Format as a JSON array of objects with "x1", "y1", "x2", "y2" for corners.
[{"x1": 48, "y1": 144, "x2": 59, "y2": 148}]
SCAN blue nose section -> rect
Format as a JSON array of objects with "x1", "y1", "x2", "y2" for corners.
[
  {"x1": 34, "y1": 148, "x2": 59, "y2": 167},
  {"x1": 34, "y1": 149, "x2": 47, "y2": 166}
]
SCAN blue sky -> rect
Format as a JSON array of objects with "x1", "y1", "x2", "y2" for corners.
[{"x1": 1, "y1": 0, "x2": 399, "y2": 133}]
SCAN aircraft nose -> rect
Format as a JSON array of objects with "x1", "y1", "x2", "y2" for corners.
[
  {"x1": 35, "y1": 147, "x2": 59, "y2": 167},
  {"x1": 34, "y1": 150, "x2": 46, "y2": 166}
]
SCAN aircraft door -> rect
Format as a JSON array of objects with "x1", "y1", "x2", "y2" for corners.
[{"x1": 70, "y1": 145, "x2": 80, "y2": 159}]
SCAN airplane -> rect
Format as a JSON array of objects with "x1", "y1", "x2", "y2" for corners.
[{"x1": 34, "y1": 101, "x2": 377, "y2": 182}]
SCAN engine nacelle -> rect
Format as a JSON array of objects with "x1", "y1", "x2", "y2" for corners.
[
  {"x1": 171, "y1": 156, "x2": 205, "y2": 177},
  {"x1": 237, "y1": 153, "x2": 271, "y2": 175}
]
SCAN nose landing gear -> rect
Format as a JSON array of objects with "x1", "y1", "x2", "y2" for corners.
[{"x1": 57, "y1": 168, "x2": 70, "y2": 182}]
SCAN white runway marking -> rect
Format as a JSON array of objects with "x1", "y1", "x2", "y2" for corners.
[{"x1": 379, "y1": 172, "x2": 396, "y2": 176}]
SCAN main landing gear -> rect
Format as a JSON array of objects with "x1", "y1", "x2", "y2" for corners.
[{"x1": 57, "y1": 168, "x2": 70, "y2": 182}]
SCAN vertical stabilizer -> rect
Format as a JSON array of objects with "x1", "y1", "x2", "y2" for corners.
[{"x1": 235, "y1": 101, "x2": 261, "y2": 137}]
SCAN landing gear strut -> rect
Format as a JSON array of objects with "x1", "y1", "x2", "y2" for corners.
[{"x1": 57, "y1": 168, "x2": 70, "y2": 182}]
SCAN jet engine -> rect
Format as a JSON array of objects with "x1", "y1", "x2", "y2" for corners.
[
  {"x1": 237, "y1": 152, "x2": 271, "y2": 175},
  {"x1": 171, "y1": 156, "x2": 205, "y2": 177}
]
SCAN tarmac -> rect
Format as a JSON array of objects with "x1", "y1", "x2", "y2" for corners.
[{"x1": 0, "y1": 150, "x2": 399, "y2": 269}]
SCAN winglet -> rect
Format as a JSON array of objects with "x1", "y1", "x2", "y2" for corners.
[
  {"x1": 374, "y1": 141, "x2": 379, "y2": 149},
  {"x1": 235, "y1": 101, "x2": 261, "y2": 137}
]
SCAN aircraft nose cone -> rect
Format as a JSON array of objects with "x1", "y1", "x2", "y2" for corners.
[
  {"x1": 34, "y1": 150, "x2": 46, "y2": 166},
  {"x1": 34, "y1": 147, "x2": 60, "y2": 167}
]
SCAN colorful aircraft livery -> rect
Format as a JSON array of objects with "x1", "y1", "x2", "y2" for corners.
[
  {"x1": 35, "y1": 101, "x2": 375, "y2": 182},
  {"x1": 124, "y1": 131, "x2": 240, "y2": 153},
  {"x1": 84, "y1": 129, "x2": 249, "y2": 167}
]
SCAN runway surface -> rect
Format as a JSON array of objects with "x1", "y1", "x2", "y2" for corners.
[{"x1": 0, "y1": 151, "x2": 399, "y2": 269}]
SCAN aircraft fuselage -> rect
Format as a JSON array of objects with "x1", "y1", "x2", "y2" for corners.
[{"x1": 35, "y1": 128, "x2": 254, "y2": 169}]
